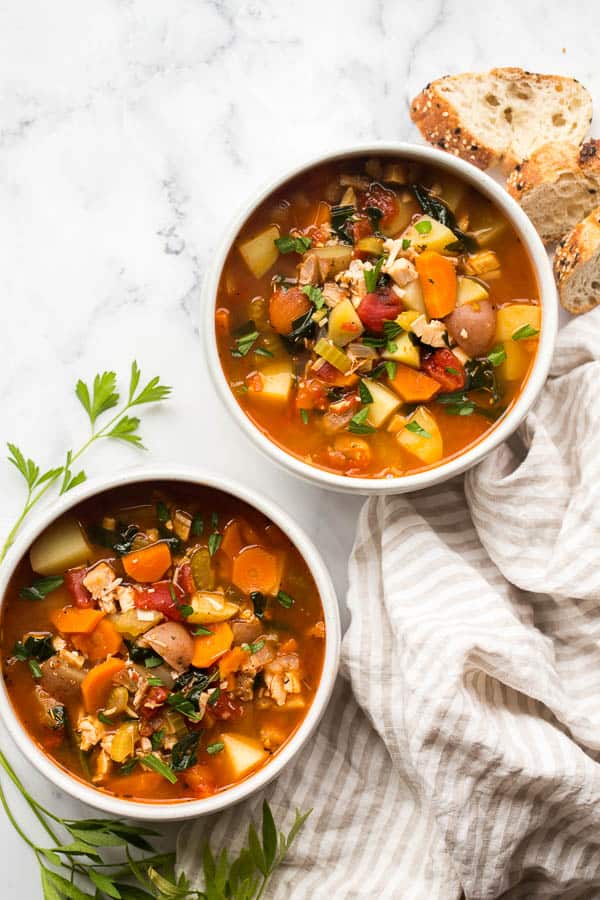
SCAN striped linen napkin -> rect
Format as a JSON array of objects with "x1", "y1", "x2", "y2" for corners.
[{"x1": 178, "y1": 308, "x2": 600, "y2": 899}]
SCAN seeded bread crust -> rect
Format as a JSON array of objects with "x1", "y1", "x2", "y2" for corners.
[
  {"x1": 554, "y1": 206, "x2": 600, "y2": 314},
  {"x1": 410, "y1": 68, "x2": 592, "y2": 172}
]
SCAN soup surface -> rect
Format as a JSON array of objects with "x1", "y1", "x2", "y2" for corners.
[
  {"x1": 1, "y1": 483, "x2": 325, "y2": 802},
  {"x1": 216, "y1": 155, "x2": 541, "y2": 478}
]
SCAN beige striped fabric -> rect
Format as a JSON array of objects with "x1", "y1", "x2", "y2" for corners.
[{"x1": 178, "y1": 308, "x2": 600, "y2": 899}]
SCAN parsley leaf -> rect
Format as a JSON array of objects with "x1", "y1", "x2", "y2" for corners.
[
  {"x1": 18, "y1": 576, "x2": 63, "y2": 601},
  {"x1": 415, "y1": 219, "x2": 432, "y2": 235},
  {"x1": 358, "y1": 381, "x2": 373, "y2": 404},
  {"x1": 487, "y1": 344, "x2": 507, "y2": 367},
  {"x1": 363, "y1": 258, "x2": 384, "y2": 293},
  {"x1": 275, "y1": 234, "x2": 312, "y2": 254},
  {"x1": 405, "y1": 420, "x2": 431, "y2": 439},
  {"x1": 277, "y1": 590, "x2": 295, "y2": 609},
  {"x1": 348, "y1": 406, "x2": 375, "y2": 435},
  {"x1": 302, "y1": 284, "x2": 325, "y2": 309},
  {"x1": 512, "y1": 324, "x2": 539, "y2": 341}
]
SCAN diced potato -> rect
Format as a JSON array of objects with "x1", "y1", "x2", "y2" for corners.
[
  {"x1": 401, "y1": 279, "x2": 426, "y2": 316},
  {"x1": 396, "y1": 407, "x2": 443, "y2": 465},
  {"x1": 340, "y1": 186, "x2": 356, "y2": 207},
  {"x1": 328, "y1": 299, "x2": 364, "y2": 347},
  {"x1": 310, "y1": 245, "x2": 353, "y2": 278},
  {"x1": 238, "y1": 225, "x2": 280, "y2": 279},
  {"x1": 109, "y1": 609, "x2": 163, "y2": 639},
  {"x1": 401, "y1": 216, "x2": 457, "y2": 254},
  {"x1": 221, "y1": 733, "x2": 269, "y2": 779},
  {"x1": 187, "y1": 591, "x2": 239, "y2": 624},
  {"x1": 251, "y1": 361, "x2": 294, "y2": 402},
  {"x1": 464, "y1": 250, "x2": 500, "y2": 277},
  {"x1": 498, "y1": 341, "x2": 529, "y2": 381},
  {"x1": 382, "y1": 331, "x2": 420, "y2": 368},
  {"x1": 363, "y1": 379, "x2": 401, "y2": 428},
  {"x1": 457, "y1": 276, "x2": 489, "y2": 306},
  {"x1": 30, "y1": 517, "x2": 92, "y2": 576},
  {"x1": 495, "y1": 303, "x2": 541, "y2": 342},
  {"x1": 382, "y1": 162, "x2": 408, "y2": 184}
]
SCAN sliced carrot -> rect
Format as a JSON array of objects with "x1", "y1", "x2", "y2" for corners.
[
  {"x1": 192, "y1": 622, "x2": 233, "y2": 668},
  {"x1": 415, "y1": 250, "x2": 457, "y2": 319},
  {"x1": 72, "y1": 619, "x2": 123, "y2": 663},
  {"x1": 81, "y1": 658, "x2": 126, "y2": 713},
  {"x1": 389, "y1": 363, "x2": 441, "y2": 403},
  {"x1": 51, "y1": 606, "x2": 105, "y2": 635},
  {"x1": 122, "y1": 542, "x2": 171, "y2": 583},
  {"x1": 220, "y1": 520, "x2": 244, "y2": 560},
  {"x1": 112, "y1": 770, "x2": 174, "y2": 798},
  {"x1": 219, "y1": 645, "x2": 248, "y2": 679},
  {"x1": 231, "y1": 546, "x2": 282, "y2": 596},
  {"x1": 215, "y1": 307, "x2": 230, "y2": 337}
]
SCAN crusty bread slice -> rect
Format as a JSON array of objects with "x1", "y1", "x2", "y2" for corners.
[
  {"x1": 411, "y1": 68, "x2": 592, "y2": 172},
  {"x1": 507, "y1": 140, "x2": 600, "y2": 244},
  {"x1": 554, "y1": 206, "x2": 600, "y2": 314}
]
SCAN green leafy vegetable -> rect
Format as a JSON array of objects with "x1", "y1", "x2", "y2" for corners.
[
  {"x1": 254, "y1": 347, "x2": 274, "y2": 358},
  {"x1": 405, "y1": 420, "x2": 431, "y2": 439},
  {"x1": 13, "y1": 634, "x2": 55, "y2": 664},
  {"x1": 282, "y1": 309, "x2": 316, "y2": 350},
  {"x1": 348, "y1": 406, "x2": 376, "y2": 435},
  {"x1": 191, "y1": 514, "x2": 204, "y2": 537},
  {"x1": 358, "y1": 381, "x2": 373, "y2": 404},
  {"x1": 402, "y1": 238, "x2": 411, "y2": 250},
  {"x1": 192, "y1": 625, "x2": 212, "y2": 637},
  {"x1": 487, "y1": 344, "x2": 507, "y2": 367},
  {"x1": 206, "y1": 742, "x2": 224, "y2": 755},
  {"x1": 140, "y1": 755, "x2": 178, "y2": 784},
  {"x1": 98, "y1": 712, "x2": 114, "y2": 726},
  {"x1": 415, "y1": 220, "x2": 432, "y2": 235},
  {"x1": 372, "y1": 360, "x2": 397, "y2": 380},
  {"x1": 276, "y1": 590, "x2": 295, "y2": 609},
  {"x1": 242, "y1": 640, "x2": 265, "y2": 655},
  {"x1": 208, "y1": 532, "x2": 222, "y2": 557},
  {"x1": 150, "y1": 729, "x2": 165, "y2": 752},
  {"x1": 300, "y1": 408, "x2": 309, "y2": 425},
  {"x1": 250, "y1": 590, "x2": 267, "y2": 619},
  {"x1": 366, "y1": 206, "x2": 383, "y2": 233},
  {"x1": 170, "y1": 733, "x2": 201, "y2": 772},
  {"x1": 18, "y1": 576, "x2": 64, "y2": 601},
  {"x1": 302, "y1": 284, "x2": 325, "y2": 309},
  {"x1": 274, "y1": 234, "x2": 312, "y2": 254},
  {"x1": 363, "y1": 257, "x2": 384, "y2": 293},
  {"x1": 231, "y1": 329, "x2": 260, "y2": 358},
  {"x1": 2, "y1": 363, "x2": 171, "y2": 564},
  {"x1": 512, "y1": 324, "x2": 539, "y2": 341},
  {"x1": 330, "y1": 205, "x2": 355, "y2": 243}
]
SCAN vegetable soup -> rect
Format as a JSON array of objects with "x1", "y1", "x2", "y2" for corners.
[
  {"x1": 216, "y1": 155, "x2": 541, "y2": 478},
  {"x1": 1, "y1": 482, "x2": 325, "y2": 802}
]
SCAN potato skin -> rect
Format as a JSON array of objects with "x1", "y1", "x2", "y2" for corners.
[{"x1": 445, "y1": 301, "x2": 496, "y2": 357}]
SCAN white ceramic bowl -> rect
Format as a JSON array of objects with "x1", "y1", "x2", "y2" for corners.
[
  {"x1": 204, "y1": 142, "x2": 558, "y2": 495},
  {"x1": 0, "y1": 467, "x2": 340, "y2": 821}
]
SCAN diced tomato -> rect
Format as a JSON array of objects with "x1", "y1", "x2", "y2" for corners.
[
  {"x1": 64, "y1": 567, "x2": 94, "y2": 608},
  {"x1": 269, "y1": 287, "x2": 311, "y2": 335},
  {"x1": 245, "y1": 371, "x2": 263, "y2": 393},
  {"x1": 296, "y1": 378, "x2": 329, "y2": 411},
  {"x1": 421, "y1": 349, "x2": 466, "y2": 393},
  {"x1": 182, "y1": 764, "x2": 217, "y2": 799},
  {"x1": 210, "y1": 691, "x2": 244, "y2": 721},
  {"x1": 356, "y1": 289, "x2": 401, "y2": 334},
  {"x1": 178, "y1": 563, "x2": 195, "y2": 596},
  {"x1": 349, "y1": 214, "x2": 372, "y2": 243},
  {"x1": 134, "y1": 580, "x2": 185, "y2": 621},
  {"x1": 360, "y1": 184, "x2": 399, "y2": 230},
  {"x1": 140, "y1": 686, "x2": 170, "y2": 719}
]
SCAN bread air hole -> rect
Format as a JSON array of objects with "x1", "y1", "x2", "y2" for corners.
[
  {"x1": 503, "y1": 107, "x2": 513, "y2": 124},
  {"x1": 591, "y1": 281, "x2": 600, "y2": 292},
  {"x1": 485, "y1": 93, "x2": 500, "y2": 107},
  {"x1": 553, "y1": 112, "x2": 566, "y2": 126}
]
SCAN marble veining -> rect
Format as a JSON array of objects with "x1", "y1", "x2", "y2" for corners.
[{"x1": 0, "y1": 0, "x2": 597, "y2": 893}]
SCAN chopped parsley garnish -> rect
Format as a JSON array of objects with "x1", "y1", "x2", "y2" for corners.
[
  {"x1": 330, "y1": 205, "x2": 355, "y2": 243},
  {"x1": 277, "y1": 590, "x2": 295, "y2": 609},
  {"x1": 436, "y1": 392, "x2": 476, "y2": 416},
  {"x1": 231, "y1": 329, "x2": 260, "y2": 358},
  {"x1": 211, "y1": 511, "x2": 219, "y2": 530},
  {"x1": 358, "y1": 381, "x2": 373, "y2": 404},
  {"x1": 208, "y1": 532, "x2": 222, "y2": 557},
  {"x1": 147, "y1": 676, "x2": 164, "y2": 687},
  {"x1": 191, "y1": 514, "x2": 204, "y2": 536},
  {"x1": 348, "y1": 406, "x2": 376, "y2": 435},
  {"x1": 141, "y1": 754, "x2": 177, "y2": 783},
  {"x1": 18, "y1": 576, "x2": 63, "y2": 601},
  {"x1": 254, "y1": 347, "x2": 274, "y2": 358},
  {"x1": 156, "y1": 501, "x2": 169, "y2": 523},
  {"x1": 28, "y1": 659, "x2": 43, "y2": 679},
  {"x1": 302, "y1": 284, "x2": 325, "y2": 309},
  {"x1": 98, "y1": 711, "x2": 114, "y2": 726},
  {"x1": 402, "y1": 238, "x2": 411, "y2": 250},
  {"x1": 207, "y1": 742, "x2": 224, "y2": 755},
  {"x1": 366, "y1": 205, "x2": 384, "y2": 232},
  {"x1": 372, "y1": 360, "x2": 397, "y2": 380},
  {"x1": 445, "y1": 366, "x2": 460, "y2": 376},
  {"x1": 415, "y1": 219, "x2": 432, "y2": 235},
  {"x1": 171, "y1": 732, "x2": 202, "y2": 772},
  {"x1": 405, "y1": 420, "x2": 431, "y2": 439},
  {"x1": 179, "y1": 604, "x2": 193, "y2": 618},
  {"x1": 207, "y1": 687, "x2": 220, "y2": 707},
  {"x1": 151, "y1": 728, "x2": 165, "y2": 751},
  {"x1": 275, "y1": 234, "x2": 312, "y2": 255},
  {"x1": 192, "y1": 625, "x2": 212, "y2": 636},
  {"x1": 512, "y1": 324, "x2": 539, "y2": 341},
  {"x1": 487, "y1": 344, "x2": 507, "y2": 367},
  {"x1": 242, "y1": 639, "x2": 265, "y2": 655},
  {"x1": 383, "y1": 320, "x2": 403, "y2": 340},
  {"x1": 13, "y1": 634, "x2": 55, "y2": 665},
  {"x1": 363, "y1": 257, "x2": 384, "y2": 293},
  {"x1": 300, "y1": 409, "x2": 309, "y2": 425},
  {"x1": 119, "y1": 758, "x2": 139, "y2": 775}
]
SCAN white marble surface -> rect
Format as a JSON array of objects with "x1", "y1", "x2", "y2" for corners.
[{"x1": 0, "y1": 0, "x2": 598, "y2": 894}]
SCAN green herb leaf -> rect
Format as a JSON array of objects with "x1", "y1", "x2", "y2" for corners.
[
  {"x1": 231, "y1": 330, "x2": 260, "y2": 358},
  {"x1": 151, "y1": 729, "x2": 166, "y2": 751},
  {"x1": 18, "y1": 576, "x2": 64, "y2": 601},
  {"x1": 415, "y1": 219, "x2": 432, "y2": 234},
  {"x1": 366, "y1": 205, "x2": 384, "y2": 233},
  {"x1": 208, "y1": 532, "x2": 222, "y2": 557},
  {"x1": 262, "y1": 800, "x2": 278, "y2": 872},
  {"x1": 192, "y1": 625, "x2": 212, "y2": 636},
  {"x1": 383, "y1": 320, "x2": 403, "y2": 340},
  {"x1": 97, "y1": 711, "x2": 114, "y2": 726},
  {"x1": 89, "y1": 870, "x2": 122, "y2": 899},
  {"x1": 411, "y1": 184, "x2": 477, "y2": 252},
  {"x1": 146, "y1": 676, "x2": 164, "y2": 687},
  {"x1": 206, "y1": 742, "x2": 224, "y2": 755},
  {"x1": 207, "y1": 687, "x2": 220, "y2": 706},
  {"x1": 277, "y1": 590, "x2": 295, "y2": 609},
  {"x1": 242, "y1": 639, "x2": 265, "y2": 655},
  {"x1": 107, "y1": 416, "x2": 144, "y2": 449},
  {"x1": 445, "y1": 366, "x2": 461, "y2": 376},
  {"x1": 76, "y1": 372, "x2": 119, "y2": 426},
  {"x1": 129, "y1": 372, "x2": 172, "y2": 407},
  {"x1": 250, "y1": 590, "x2": 267, "y2": 619},
  {"x1": 171, "y1": 732, "x2": 201, "y2": 772},
  {"x1": 156, "y1": 501, "x2": 169, "y2": 522},
  {"x1": 330, "y1": 205, "x2": 355, "y2": 243},
  {"x1": 140, "y1": 754, "x2": 178, "y2": 784},
  {"x1": 28, "y1": 659, "x2": 43, "y2": 679},
  {"x1": 13, "y1": 634, "x2": 56, "y2": 663},
  {"x1": 372, "y1": 360, "x2": 397, "y2": 380},
  {"x1": 43, "y1": 868, "x2": 94, "y2": 900},
  {"x1": 512, "y1": 323, "x2": 539, "y2": 341},
  {"x1": 402, "y1": 238, "x2": 411, "y2": 250},
  {"x1": 358, "y1": 381, "x2": 373, "y2": 404},
  {"x1": 275, "y1": 234, "x2": 312, "y2": 254},
  {"x1": 302, "y1": 284, "x2": 325, "y2": 309},
  {"x1": 363, "y1": 257, "x2": 384, "y2": 293},
  {"x1": 191, "y1": 514, "x2": 204, "y2": 536},
  {"x1": 487, "y1": 344, "x2": 507, "y2": 367},
  {"x1": 348, "y1": 406, "x2": 376, "y2": 435},
  {"x1": 300, "y1": 408, "x2": 309, "y2": 425},
  {"x1": 405, "y1": 420, "x2": 431, "y2": 439},
  {"x1": 254, "y1": 347, "x2": 274, "y2": 358}
]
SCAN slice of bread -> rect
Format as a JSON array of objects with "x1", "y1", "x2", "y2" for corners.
[
  {"x1": 554, "y1": 206, "x2": 600, "y2": 314},
  {"x1": 410, "y1": 68, "x2": 592, "y2": 172},
  {"x1": 507, "y1": 141, "x2": 600, "y2": 244}
]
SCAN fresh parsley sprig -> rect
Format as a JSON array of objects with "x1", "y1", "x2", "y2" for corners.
[
  {"x1": 1, "y1": 362, "x2": 171, "y2": 563},
  {"x1": 0, "y1": 751, "x2": 311, "y2": 900}
]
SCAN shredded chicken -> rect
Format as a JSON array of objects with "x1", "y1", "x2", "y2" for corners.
[
  {"x1": 58, "y1": 648, "x2": 85, "y2": 670},
  {"x1": 92, "y1": 749, "x2": 112, "y2": 783},
  {"x1": 336, "y1": 259, "x2": 369, "y2": 299},
  {"x1": 83, "y1": 562, "x2": 123, "y2": 614},
  {"x1": 78, "y1": 715, "x2": 104, "y2": 751},
  {"x1": 322, "y1": 282, "x2": 347, "y2": 308},
  {"x1": 411, "y1": 315, "x2": 448, "y2": 348},
  {"x1": 52, "y1": 635, "x2": 67, "y2": 652},
  {"x1": 386, "y1": 257, "x2": 418, "y2": 288},
  {"x1": 263, "y1": 653, "x2": 302, "y2": 707},
  {"x1": 116, "y1": 585, "x2": 136, "y2": 612}
]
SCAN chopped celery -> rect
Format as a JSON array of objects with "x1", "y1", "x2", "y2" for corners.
[{"x1": 314, "y1": 339, "x2": 352, "y2": 374}]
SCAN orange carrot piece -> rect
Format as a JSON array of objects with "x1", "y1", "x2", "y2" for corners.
[
  {"x1": 279, "y1": 637, "x2": 298, "y2": 654},
  {"x1": 192, "y1": 622, "x2": 233, "y2": 668},
  {"x1": 122, "y1": 542, "x2": 171, "y2": 583},
  {"x1": 112, "y1": 770, "x2": 174, "y2": 798},
  {"x1": 51, "y1": 606, "x2": 105, "y2": 635},
  {"x1": 415, "y1": 250, "x2": 457, "y2": 319},
  {"x1": 231, "y1": 546, "x2": 282, "y2": 596},
  {"x1": 220, "y1": 520, "x2": 244, "y2": 560},
  {"x1": 219, "y1": 646, "x2": 248, "y2": 679},
  {"x1": 72, "y1": 619, "x2": 123, "y2": 663},
  {"x1": 81, "y1": 658, "x2": 125, "y2": 713},
  {"x1": 389, "y1": 363, "x2": 441, "y2": 403},
  {"x1": 215, "y1": 307, "x2": 231, "y2": 337}
]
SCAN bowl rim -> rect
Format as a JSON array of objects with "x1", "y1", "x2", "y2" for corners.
[
  {"x1": 0, "y1": 466, "x2": 341, "y2": 820},
  {"x1": 203, "y1": 140, "x2": 558, "y2": 495}
]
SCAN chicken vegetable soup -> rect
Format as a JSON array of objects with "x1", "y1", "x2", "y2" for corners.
[
  {"x1": 216, "y1": 156, "x2": 541, "y2": 478},
  {"x1": 1, "y1": 483, "x2": 325, "y2": 802}
]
